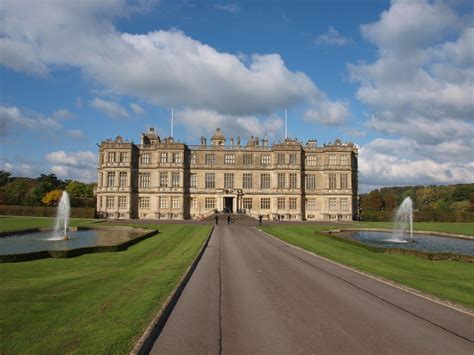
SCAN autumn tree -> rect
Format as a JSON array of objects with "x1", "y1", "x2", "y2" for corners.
[
  {"x1": 66, "y1": 181, "x2": 93, "y2": 198},
  {"x1": 42, "y1": 190, "x2": 64, "y2": 206},
  {"x1": 361, "y1": 190, "x2": 384, "y2": 211}
]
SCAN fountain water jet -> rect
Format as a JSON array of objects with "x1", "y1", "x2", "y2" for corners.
[
  {"x1": 393, "y1": 197, "x2": 413, "y2": 242},
  {"x1": 52, "y1": 191, "x2": 70, "y2": 240}
]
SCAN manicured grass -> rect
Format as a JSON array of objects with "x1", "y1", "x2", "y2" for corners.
[
  {"x1": 0, "y1": 224, "x2": 211, "y2": 353},
  {"x1": 0, "y1": 215, "x2": 99, "y2": 232},
  {"x1": 261, "y1": 225, "x2": 474, "y2": 309}
]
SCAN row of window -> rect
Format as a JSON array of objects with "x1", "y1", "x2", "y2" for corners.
[
  {"x1": 100, "y1": 196, "x2": 182, "y2": 209},
  {"x1": 104, "y1": 151, "x2": 351, "y2": 166},
  {"x1": 100, "y1": 195, "x2": 350, "y2": 212},
  {"x1": 103, "y1": 171, "x2": 349, "y2": 190}
]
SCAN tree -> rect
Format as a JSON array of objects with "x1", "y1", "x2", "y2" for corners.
[
  {"x1": 66, "y1": 181, "x2": 93, "y2": 198},
  {"x1": 383, "y1": 194, "x2": 397, "y2": 211},
  {"x1": 0, "y1": 170, "x2": 11, "y2": 187},
  {"x1": 361, "y1": 190, "x2": 384, "y2": 211},
  {"x1": 415, "y1": 187, "x2": 437, "y2": 210},
  {"x1": 42, "y1": 190, "x2": 64, "y2": 206},
  {"x1": 1, "y1": 178, "x2": 33, "y2": 205}
]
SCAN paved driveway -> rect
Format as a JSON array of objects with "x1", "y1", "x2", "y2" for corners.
[{"x1": 151, "y1": 223, "x2": 473, "y2": 354}]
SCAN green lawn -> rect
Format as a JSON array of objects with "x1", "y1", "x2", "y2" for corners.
[
  {"x1": 261, "y1": 225, "x2": 474, "y2": 309},
  {"x1": 0, "y1": 215, "x2": 99, "y2": 232},
  {"x1": 0, "y1": 222, "x2": 211, "y2": 354}
]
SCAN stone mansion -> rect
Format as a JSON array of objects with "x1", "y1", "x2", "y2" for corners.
[{"x1": 96, "y1": 128, "x2": 358, "y2": 221}]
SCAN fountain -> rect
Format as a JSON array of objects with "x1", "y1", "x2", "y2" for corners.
[
  {"x1": 393, "y1": 197, "x2": 413, "y2": 242},
  {"x1": 52, "y1": 191, "x2": 70, "y2": 240}
]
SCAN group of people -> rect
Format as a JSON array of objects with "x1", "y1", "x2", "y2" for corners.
[{"x1": 214, "y1": 214, "x2": 264, "y2": 226}]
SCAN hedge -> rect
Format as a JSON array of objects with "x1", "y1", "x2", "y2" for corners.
[
  {"x1": 0, "y1": 205, "x2": 95, "y2": 218},
  {"x1": 361, "y1": 210, "x2": 474, "y2": 222}
]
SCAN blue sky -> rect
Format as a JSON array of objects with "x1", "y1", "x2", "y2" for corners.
[{"x1": 0, "y1": 0, "x2": 473, "y2": 191}]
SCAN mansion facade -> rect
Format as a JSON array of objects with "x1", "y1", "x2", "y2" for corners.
[{"x1": 96, "y1": 128, "x2": 358, "y2": 221}]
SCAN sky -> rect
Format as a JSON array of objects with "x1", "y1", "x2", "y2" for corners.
[{"x1": 0, "y1": 0, "x2": 473, "y2": 192}]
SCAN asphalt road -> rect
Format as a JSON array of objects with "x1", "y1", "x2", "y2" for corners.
[{"x1": 150, "y1": 222, "x2": 474, "y2": 354}]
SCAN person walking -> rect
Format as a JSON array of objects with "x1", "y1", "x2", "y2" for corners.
[
  {"x1": 227, "y1": 214, "x2": 231, "y2": 225},
  {"x1": 215, "y1": 215, "x2": 219, "y2": 225},
  {"x1": 258, "y1": 214, "x2": 263, "y2": 226}
]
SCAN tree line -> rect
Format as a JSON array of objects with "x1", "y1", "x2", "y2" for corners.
[
  {"x1": 0, "y1": 171, "x2": 96, "y2": 207},
  {"x1": 360, "y1": 184, "x2": 474, "y2": 213}
]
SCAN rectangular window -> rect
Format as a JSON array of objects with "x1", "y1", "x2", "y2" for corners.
[
  {"x1": 305, "y1": 174, "x2": 316, "y2": 190},
  {"x1": 224, "y1": 173, "x2": 234, "y2": 189},
  {"x1": 205, "y1": 197, "x2": 215, "y2": 209},
  {"x1": 171, "y1": 196, "x2": 180, "y2": 209},
  {"x1": 277, "y1": 173, "x2": 286, "y2": 189},
  {"x1": 340, "y1": 198, "x2": 349, "y2": 211},
  {"x1": 106, "y1": 196, "x2": 115, "y2": 208},
  {"x1": 190, "y1": 197, "x2": 197, "y2": 209},
  {"x1": 118, "y1": 196, "x2": 127, "y2": 208},
  {"x1": 191, "y1": 153, "x2": 198, "y2": 165},
  {"x1": 141, "y1": 153, "x2": 150, "y2": 164},
  {"x1": 119, "y1": 172, "x2": 127, "y2": 187},
  {"x1": 341, "y1": 155, "x2": 349, "y2": 165},
  {"x1": 190, "y1": 173, "x2": 197, "y2": 188},
  {"x1": 307, "y1": 199, "x2": 316, "y2": 210},
  {"x1": 261, "y1": 154, "x2": 271, "y2": 166},
  {"x1": 329, "y1": 198, "x2": 337, "y2": 211},
  {"x1": 242, "y1": 173, "x2": 253, "y2": 189},
  {"x1": 119, "y1": 152, "x2": 129, "y2": 163},
  {"x1": 340, "y1": 174, "x2": 348, "y2": 190},
  {"x1": 329, "y1": 155, "x2": 337, "y2": 165},
  {"x1": 260, "y1": 198, "x2": 270, "y2": 210},
  {"x1": 243, "y1": 197, "x2": 252, "y2": 210},
  {"x1": 260, "y1": 174, "x2": 270, "y2": 189},
  {"x1": 205, "y1": 173, "x2": 215, "y2": 188},
  {"x1": 160, "y1": 172, "x2": 168, "y2": 187},
  {"x1": 107, "y1": 152, "x2": 116, "y2": 163},
  {"x1": 172, "y1": 152, "x2": 182, "y2": 163},
  {"x1": 159, "y1": 196, "x2": 168, "y2": 209},
  {"x1": 224, "y1": 154, "x2": 235, "y2": 165},
  {"x1": 205, "y1": 154, "x2": 216, "y2": 165},
  {"x1": 107, "y1": 172, "x2": 115, "y2": 187},
  {"x1": 289, "y1": 154, "x2": 297, "y2": 165},
  {"x1": 243, "y1": 154, "x2": 253, "y2": 165},
  {"x1": 289, "y1": 197, "x2": 297, "y2": 210},
  {"x1": 139, "y1": 172, "x2": 151, "y2": 188},
  {"x1": 329, "y1": 173, "x2": 337, "y2": 190},
  {"x1": 277, "y1": 197, "x2": 285, "y2": 210},
  {"x1": 289, "y1": 173, "x2": 297, "y2": 189},
  {"x1": 160, "y1": 152, "x2": 167, "y2": 163},
  {"x1": 139, "y1": 196, "x2": 150, "y2": 208},
  {"x1": 306, "y1": 155, "x2": 316, "y2": 166},
  {"x1": 172, "y1": 172, "x2": 180, "y2": 187},
  {"x1": 277, "y1": 154, "x2": 285, "y2": 165}
]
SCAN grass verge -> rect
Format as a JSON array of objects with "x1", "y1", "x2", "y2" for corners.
[
  {"x1": 0, "y1": 223, "x2": 211, "y2": 353},
  {"x1": 261, "y1": 225, "x2": 474, "y2": 309},
  {"x1": 353, "y1": 221, "x2": 474, "y2": 236}
]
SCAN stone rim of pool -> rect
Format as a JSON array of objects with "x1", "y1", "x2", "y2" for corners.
[{"x1": 0, "y1": 226, "x2": 158, "y2": 262}]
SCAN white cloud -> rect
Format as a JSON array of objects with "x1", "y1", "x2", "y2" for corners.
[
  {"x1": 176, "y1": 109, "x2": 284, "y2": 141},
  {"x1": 45, "y1": 150, "x2": 97, "y2": 182},
  {"x1": 130, "y1": 103, "x2": 145, "y2": 114},
  {"x1": 303, "y1": 100, "x2": 349, "y2": 125},
  {"x1": 349, "y1": 0, "x2": 474, "y2": 189},
  {"x1": 359, "y1": 138, "x2": 474, "y2": 192},
  {"x1": 0, "y1": 105, "x2": 63, "y2": 136},
  {"x1": 315, "y1": 26, "x2": 352, "y2": 46},
  {"x1": 214, "y1": 3, "x2": 240, "y2": 13},
  {"x1": 66, "y1": 129, "x2": 86, "y2": 139},
  {"x1": 0, "y1": 0, "x2": 340, "y2": 121},
  {"x1": 90, "y1": 97, "x2": 129, "y2": 118}
]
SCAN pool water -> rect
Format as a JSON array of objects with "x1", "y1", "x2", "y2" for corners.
[
  {"x1": 345, "y1": 231, "x2": 474, "y2": 256},
  {"x1": 0, "y1": 229, "x2": 141, "y2": 255}
]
